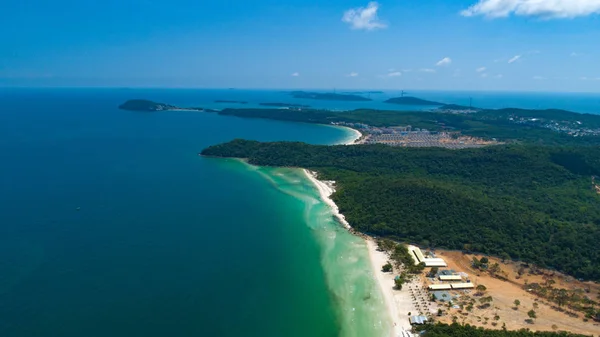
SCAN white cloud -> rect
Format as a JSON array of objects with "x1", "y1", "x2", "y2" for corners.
[
  {"x1": 461, "y1": 0, "x2": 600, "y2": 19},
  {"x1": 291, "y1": 72, "x2": 300, "y2": 77},
  {"x1": 508, "y1": 55, "x2": 522, "y2": 63},
  {"x1": 476, "y1": 67, "x2": 487, "y2": 72},
  {"x1": 533, "y1": 75, "x2": 546, "y2": 80},
  {"x1": 570, "y1": 52, "x2": 581, "y2": 56},
  {"x1": 420, "y1": 68, "x2": 436, "y2": 73},
  {"x1": 481, "y1": 73, "x2": 489, "y2": 78},
  {"x1": 495, "y1": 74, "x2": 504, "y2": 78},
  {"x1": 342, "y1": 2, "x2": 387, "y2": 31},
  {"x1": 387, "y1": 71, "x2": 402, "y2": 77},
  {"x1": 347, "y1": 72, "x2": 359, "y2": 77},
  {"x1": 436, "y1": 57, "x2": 452, "y2": 66}
]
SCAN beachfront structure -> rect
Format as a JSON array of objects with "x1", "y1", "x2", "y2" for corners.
[
  {"x1": 408, "y1": 246, "x2": 448, "y2": 267},
  {"x1": 451, "y1": 283, "x2": 475, "y2": 290},
  {"x1": 398, "y1": 329, "x2": 416, "y2": 337},
  {"x1": 439, "y1": 275, "x2": 463, "y2": 282},
  {"x1": 409, "y1": 315, "x2": 428, "y2": 325},
  {"x1": 428, "y1": 284, "x2": 452, "y2": 291},
  {"x1": 432, "y1": 290, "x2": 452, "y2": 301}
]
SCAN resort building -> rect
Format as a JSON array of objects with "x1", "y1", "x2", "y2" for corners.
[
  {"x1": 450, "y1": 283, "x2": 475, "y2": 290},
  {"x1": 408, "y1": 246, "x2": 448, "y2": 267},
  {"x1": 428, "y1": 284, "x2": 452, "y2": 291},
  {"x1": 438, "y1": 275, "x2": 463, "y2": 282},
  {"x1": 409, "y1": 315, "x2": 428, "y2": 325}
]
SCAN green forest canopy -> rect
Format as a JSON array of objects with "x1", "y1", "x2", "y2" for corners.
[
  {"x1": 202, "y1": 140, "x2": 600, "y2": 280},
  {"x1": 416, "y1": 323, "x2": 589, "y2": 337},
  {"x1": 215, "y1": 107, "x2": 600, "y2": 145}
]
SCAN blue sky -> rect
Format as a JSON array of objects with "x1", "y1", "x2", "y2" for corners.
[{"x1": 1, "y1": 0, "x2": 600, "y2": 91}]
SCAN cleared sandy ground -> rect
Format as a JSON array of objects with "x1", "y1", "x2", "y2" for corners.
[{"x1": 433, "y1": 250, "x2": 600, "y2": 336}]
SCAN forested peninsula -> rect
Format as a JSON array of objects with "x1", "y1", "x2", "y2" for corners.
[
  {"x1": 385, "y1": 96, "x2": 444, "y2": 105},
  {"x1": 202, "y1": 140, "x2": 600, "y2": 280}
]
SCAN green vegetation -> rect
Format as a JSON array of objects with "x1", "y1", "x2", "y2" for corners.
[
  {"x1": 289, "y1": 91, "x2": 372, "y2": 101},
  {"x1": 211, "y1": 107, "x2": 600, "y2": 145},
  {"x1": 202, "y1": 140, "x2": 600, "y2": 280},
  {"x1": 528, "y1": 310, "x2": 537, "y2": 319},
  {"x1": 118, "y1": 99, "x2": 176, "y2": 111},
  {"x1": 382, "y1": 262, "x2": 393, "y2": 272},
  {"x1": 385, "y1": 96, "x2": 444, "y2": 106},
  {"x1": 416, "y1": 323, "x2": 587, "y2": 337}
]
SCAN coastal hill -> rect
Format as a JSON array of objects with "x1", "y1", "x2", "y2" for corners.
[
  {"x1": 290, "y1": 91, "x2": 372, "y2": 101},
  {"x1": 202, "y1": 140, "x2": 600, "y2": 281},
  {"x1": 384, "y1": 96, "x2": 444, "y2": 106},
  {"x1": 119, "y1": 99, "x2": 177, "y2": 111}
]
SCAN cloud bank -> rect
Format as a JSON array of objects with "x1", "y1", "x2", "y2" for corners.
[{"x1": 461, "y1": 0, "x2": 600, "y2": 19}]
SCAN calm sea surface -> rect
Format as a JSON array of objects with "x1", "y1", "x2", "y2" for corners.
[{"x1": 0, "y1": 88, "x2": 598, "y2": 337}]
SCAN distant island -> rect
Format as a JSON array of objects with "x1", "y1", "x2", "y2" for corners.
[
  {"x1": 384, "y1": 96, "x2": 444, "y2": 106},
  {"x1": 342, "y1": 91, "x2": 384, "y2": 95},
  {"x1": 259, "y1": 102, "x2": 311, "y2": 108},
  {"x1": 118, "y1": 99, "x2": 215, "y2": 112},
  {"x1": 290, "y1": 91, "x2": 372, "y2": 102},
  {"x1": 215, "y1": 100, "x2": 248, "y2": 104}
]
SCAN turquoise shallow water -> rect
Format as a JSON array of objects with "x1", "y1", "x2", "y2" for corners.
[{"x1": 0, "y1": 89, "x2": 376, "y2": 337}]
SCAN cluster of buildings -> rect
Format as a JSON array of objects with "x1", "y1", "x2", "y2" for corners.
[
  {"x1": 511, "y1": 117, "x2": 600, "y2": 137},
  {"x1": 332, "y1": 122, "x2": 497, "y2": 149},
  {"x1": 408, "y1": 246, "x2": 474, "y2": 292}
]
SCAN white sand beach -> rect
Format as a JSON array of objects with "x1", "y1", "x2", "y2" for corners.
[
  {"x1": 304, "y1": 149, "x2": 430, "y2": 337},
  {"x1": 303, "y1": 170, "x2": 351, "y2": 229},
  {"x1": 334, "y1": 126, "x2": 363, "y2": 145}
]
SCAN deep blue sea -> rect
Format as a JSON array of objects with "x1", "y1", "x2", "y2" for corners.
[{"x1": 0, "y1": 88, "x2": 598, "y2": 337}]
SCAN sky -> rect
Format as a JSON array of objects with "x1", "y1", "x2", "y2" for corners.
[{"x1": 1, "y1": 0, "x2": 600, "y2": 91}]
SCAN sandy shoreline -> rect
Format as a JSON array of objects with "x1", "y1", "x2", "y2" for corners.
[
  {"x1": 334, "y1": 126, "x2": 363, "y2": 145},
  {"x1": 303, "y1": 168, "x2": 419, "y2": 337},
  {"x1": 302, "y1": 129, "x2": 422, "y2": 337}
]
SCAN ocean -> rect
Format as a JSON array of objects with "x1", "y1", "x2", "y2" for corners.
[{"x1": 0, "y1": 88, "x2": 598, "y2": 337}]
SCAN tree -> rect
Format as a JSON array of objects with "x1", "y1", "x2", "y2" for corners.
[
  {"x1": 382, "y1": 262, "x2": 393, "y2": 273},
  {"x1": 480, "y1": 257, "x2": 489, "y2": 264},
  {"x1": 476, "y1": 284, "x2": 487, "y2": 292},
  {"x1": 513, "y1": 299, "x2": 521, "y2": 309},
  {"x1": 394, "y1": 278, "x2": 403, "y2": 290},
  {"x1": 427, "y1": 267, "x2": 439, "y2": 278},
  {"x1": 528, "y1": 310, "x2": 537, "y2": 319},
  {"x1": 437, "y1": 309, "x2": 443, "y2": 316}
]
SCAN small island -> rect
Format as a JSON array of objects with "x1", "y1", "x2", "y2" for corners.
[
  {"x1": 118, "y1": 99, "x2": 177, "y2": 111},
  {"x1": 259, "y1": 102, "x2": 311, "y2": 108},
  {"x1": 342, "y1": 91, "x2": 384, "y2": 95},
  {"x1": 118, "y1": 99, "x2": 211, "y2": 112},
  {"x1": 384, "y1": 96, "x2": 444, "y2": 106},
  {"x1": 290, "y1": 91, "x2": 372, "y2": 102}
]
